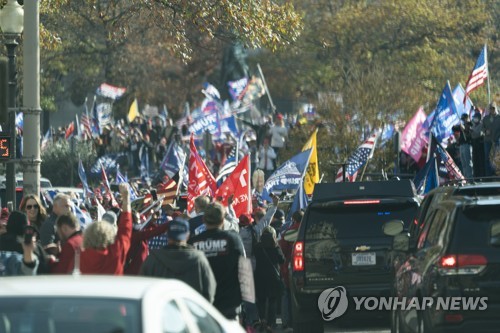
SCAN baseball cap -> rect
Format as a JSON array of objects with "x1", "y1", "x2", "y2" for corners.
[
  {"x1": 239, "y1": 213, "x2": 254, "y2": 227},
  {"x1": 274, "y1": 209, "x2": 285, "y2": 220},
  {"x1": 168, "y1": 218, "x2": 189, "y2": 241},
  {"x1": 102, "y1": 211, "x2": 118, "y2": 227}
]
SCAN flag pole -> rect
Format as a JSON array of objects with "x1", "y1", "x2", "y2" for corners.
[
  {"x1": 257, "y1": 63, "x2": 276, "y2": 113},
  {"x1": 486, "y1": 44, "x2": 491, "y2": 104}
]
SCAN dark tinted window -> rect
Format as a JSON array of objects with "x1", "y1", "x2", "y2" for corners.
[
  {"x1": 305, "y1": 202, "x2": 418, "y2": 240},
  {"x1": 425, "y1": 210, "x2": 447, "y2": 247},
  {"x1": 0, "y1": 297, "x2": 141, "y2": 333},
  {"x1": 452, "y1": 205, "x2": 500, "y2": 250}
]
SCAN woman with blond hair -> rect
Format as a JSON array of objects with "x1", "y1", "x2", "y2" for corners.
[
  {"x1": 19, "y1": 194, "x2": 48, "y2": 232},
  {"x1": 80, "y1": 184, "x2": 132, "y2": 275}
]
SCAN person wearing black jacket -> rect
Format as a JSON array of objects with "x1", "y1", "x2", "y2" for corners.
[
  {"x1": 140, "y1": 218, "x2": 216, "y2": 303},
  {"x1": 188, "y1": 202, "x2": 245, "y2": 320},
  {"x1": 253, "y1": 226, "x2": 285, "y2": 332}
]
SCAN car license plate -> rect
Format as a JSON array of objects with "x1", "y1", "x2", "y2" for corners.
[{"x1": 352, "y1": 252, "x2": 376, "y2": 266}]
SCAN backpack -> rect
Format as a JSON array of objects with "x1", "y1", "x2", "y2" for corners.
[{"x1": 0, "y1": 251, "x2": 24, "y2": 276}]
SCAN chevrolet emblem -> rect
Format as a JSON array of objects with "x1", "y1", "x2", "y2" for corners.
[{"x1": 355, "y1": 245, "x2": 370, "y2": 252}]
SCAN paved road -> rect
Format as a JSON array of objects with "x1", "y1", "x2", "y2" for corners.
[{"x1": 272, "y1": 318, "x2": 390, "y2": 333}]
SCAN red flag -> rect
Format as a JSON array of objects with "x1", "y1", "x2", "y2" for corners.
[
  {"x1": 65, "y1": 122, "x2": 75, "y2": 140},
  {"x1": 214, "y1": 155, "x2": 252, "y2": 217},
  {"x1": 187, "y1": 135, "x2": 217, "y2": 212},
  {"x1": 100, "y1": 163, "x2": 119, "y2": 208}
]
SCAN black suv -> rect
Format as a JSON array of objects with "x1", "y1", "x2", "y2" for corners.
[
  {"x1": 391, "y1": 182, "x2": 500, "y2": 333},
  {"x1": 289, "y1": 180, "x2": 421, "y2": 333}
]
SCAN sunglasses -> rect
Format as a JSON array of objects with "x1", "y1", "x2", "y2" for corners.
[{"x1": 26, "y1": 204, "x2": 39, "y2": 210}]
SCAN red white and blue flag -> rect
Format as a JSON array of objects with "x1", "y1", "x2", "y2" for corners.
[
  {"x1": 336, "y1": 132, "x2": 379, "y2": 182},
  {"x1": 464, "y1": 45, "x2": 488, "y2": 103}
]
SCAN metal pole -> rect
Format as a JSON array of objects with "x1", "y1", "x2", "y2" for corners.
[
  {"x1": 257, "y1": 63, "x2": 276, "y2": 113},
  {"x1": 22, "y1": 1, "x2": 41, "y2": 197},
  {"x1": 4, "y1": 36, "x2": 18, "y2": 208}
]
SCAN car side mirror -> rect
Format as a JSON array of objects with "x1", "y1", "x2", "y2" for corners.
[
  {"x1": 491, "y1": 222, "x2": 500, "y2": 247},
  {"x1": 382, "y1": 220, "x2": 404, "y2": 236},
  {"x1": 393, "y1": 233, "x2": 410, "y2": 252}
]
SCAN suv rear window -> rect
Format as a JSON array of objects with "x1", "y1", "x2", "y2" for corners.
[
  {"x1": 452, "y1": 205, "x2": 500, "y2": 249},
  {"x1": 305, "y1": 202, "x2": 418, "y2": 240}
]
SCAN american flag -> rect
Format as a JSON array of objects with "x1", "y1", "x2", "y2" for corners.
[
  {"x1": 156, "y1": 178, "x2": 178, "y2": 206},
  {"x1": 436, "y1": 145, "x2": 464, "y2": 181},
  {"x1": 80, "y1": 113, "x2": 92, "y2": 140},
  {"x1": 335, "y1": 133, "x2": 379, "y2": 182},
  {"x1": 216, "y1": 146, "x2": 237, "y2": 185},
  {"x1": 464, "y1": 45, "x2": 488, "y2": 103}
]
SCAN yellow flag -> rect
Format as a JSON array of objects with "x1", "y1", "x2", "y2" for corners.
[
  {"x1": 127, "y1": 98, "x2": 139, "y2": 123},
  {"x1": 302, "y1": 128, "x2": 319, "y2": 195}
]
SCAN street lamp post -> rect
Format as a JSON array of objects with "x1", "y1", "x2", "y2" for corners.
[{"x1": 0, "y1": 0, "x2": 24, "y2": 210}]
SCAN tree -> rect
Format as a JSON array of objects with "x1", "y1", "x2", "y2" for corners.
[
  {"x1": 39, "y1": 0, "x2": 303, "y2": 118},
  {"x1": 257, "y1": 0, "x2": 497, "y2": 181}
]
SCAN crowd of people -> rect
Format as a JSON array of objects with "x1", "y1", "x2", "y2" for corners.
[{"x1": 0, "y1": 180, "x2": 302, "y2": 332}]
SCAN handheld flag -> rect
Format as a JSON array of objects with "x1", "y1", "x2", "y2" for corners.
[
  {"x1": 128, "y1": 98, "x2": 139, "y2": 123},
  {"x1": 216, "y1": 146, "x2": 237, "y2": 185},
  {"x1": 65, "y1": 122, "x2": 75, "y2": 140},
  {"x1": 335, "y1": 132, "x2": 379, "y2": 182},
  {"x1": 261, "y1": 149, "x2": 312, "y2": 202},
  {"x1": 96, "y1": 83, "x2": 126, "y2": 100},
  {"x1": 302, "y1": 128, "x2": 319, "y2": 195},
  {"x1": 100, "y1": 162, "x2": 119, "y2": 208},
  {"x1": 464, "y1": 45, "x2": 488, "y2": 103},
  {"x1": 78, "y1": 160, "x2": 93, "y2": 199},
  {"x1": 187, "y1": 135, "x2": 217, "y2": 212},
  {"x1": 214, "y1": 155, "x2": 252, "y2": 217},
  {"x1": 426, "y1": 81, "x2": 460, "y2": 144}
]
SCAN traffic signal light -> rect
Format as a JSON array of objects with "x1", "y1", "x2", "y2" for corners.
[{"x1": 0, "y1": 57, "x2": 8, "y2": 125}]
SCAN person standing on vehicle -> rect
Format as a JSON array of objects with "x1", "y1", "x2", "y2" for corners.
[
  {"x1": 140, "y1": 217, "x2": 217, "y2": 303},
  {"x1": 257, "y1": 138, "x2": 277, "y2": 181},
  {"x1": 51, "y1": 212, "x2": 83, "y2": 274},
  {"x1": 188, "y1": 202, "x2": 245, "y2": 320},
  {"x1": 80, "y1": 184, "x2": 132, "y2": 275},
  {"x1": 253, "y1": 226, "x2": 285, "y2": 331},
  {"x1": 471, "y1": 110, "x2": 486, "y2": 177},
  {"x1": 482, "y1": 103, "x2": 500, "y2": 176}
]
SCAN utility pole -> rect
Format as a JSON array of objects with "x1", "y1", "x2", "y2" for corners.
[{"x1": 22, "y1": 0, "x2": 41, "y2": 197}]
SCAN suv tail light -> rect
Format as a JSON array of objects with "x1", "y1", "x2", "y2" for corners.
[
  {"x1": 293, "y1": 241, "x2": 304, "y2": 272},
  {"x1": 438, "y1": 254, "x2": 487, "y2": 275}
]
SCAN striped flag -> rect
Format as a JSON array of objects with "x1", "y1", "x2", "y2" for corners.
[
  {"x1": 81, "y1": 113, "x2": 92, "y2": 140},
  {"x1": 335, "y1": 132, "x2": 379, "y2": 182},
  {"x1": 100, "y1": 162, "x2": 119, "y2": 208},
  {"x1": 464, "y1": 45, "x2": 488, "y2": 103},
  {"x1": 156, "y1": 177, "x2": 178, "y2": 206},
  {"x1": 436, "y1": 145, "x2": 464, "y2": 181},
  {"x1": 216, "y1": 146, "x2": 237, "y2": 185}
]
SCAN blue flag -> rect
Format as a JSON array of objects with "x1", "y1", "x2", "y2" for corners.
[
  {"x1": 427, "y1": 81, "x2": 461, "y2": 143},
  {"x1": 160, "y1": 141, "x2": 187, "y2": 179},
  {"x1": 281, "y1": 179, "x2": 309, "y2": 233},
  {"x1": 424, "y1": 156, "x2": 439, "y2": 194},
  {"x1": 78, "y1": 160, "x2": 92, "y2": 199},
  {"x1": 261, "y1": 149, "x2": 312, "y2": 202},
  {"x1": 116, "y1": 165, "x2": 137, "y2": 200}
]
